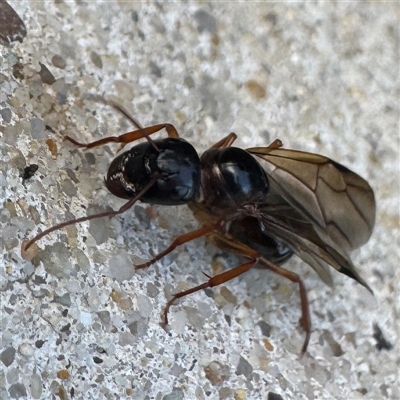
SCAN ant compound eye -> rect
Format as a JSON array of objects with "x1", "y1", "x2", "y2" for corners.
[{"x1": 105, "y1": 142, "x2": 150, "y2": 199}]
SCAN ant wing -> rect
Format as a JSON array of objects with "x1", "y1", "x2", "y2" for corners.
[
  {"x1": 258, "y1": 210, "x2": 372, "y2": 292},
  {"x1": 247, "y1": 146, "x2": 375, "y2": 291},
  {"x1": 247, "y1": 146, "x2": 376, "y2": 252}
]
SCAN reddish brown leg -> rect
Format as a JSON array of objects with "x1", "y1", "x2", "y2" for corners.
[
  {"x1": 23, "y1": 176, "x2": 158, "y2": 251},
  {"x1": 209, "y1": 135, "x2": 282, "y2": 151},
  {"x1": 209, "y1": 132, "x2": 237, "y2": 149},
  {"x1": 267, "y1": 139, "x2": 283, "y2": 149},
  {"x1": 246, "y1": 139, "x2": 284, "y2": 155},
  {"x1": 106, "y1": 101, "x2": 146, "y2": 152},
  {"x1": 136, "y1": 223, "x2": 222, "y2": 270},
  {"x1": 258, "y1": 257, "x2": 311, "y2": 355},
  {"x1": 163, "y1": 258, "x2": 258, "y2": 324},
  {"x1": 163, "y1": 228, "x2": 311, "y2": 355},
  {"x1": 66, "y1": 123, "x2": 180, "y2": 151}
]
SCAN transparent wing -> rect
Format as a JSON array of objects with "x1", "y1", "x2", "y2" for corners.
[
  {"x1": 258, "y1": 209, "x2": 372, "y2": 292},
  {"x1": 247, "y1": 146, "x2": 375, "y2": 290},
  {"x1": 248, "y1": 147, "x2": 376, "y2": 252}
]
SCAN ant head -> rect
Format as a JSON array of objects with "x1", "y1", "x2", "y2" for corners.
[{"x1": 106, "y1": 137, "x2": 201, "y2": 205}]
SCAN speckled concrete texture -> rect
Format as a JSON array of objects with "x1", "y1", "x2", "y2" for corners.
[{"x1": 1, "y1": 2, "x2": 398, "y2": 400}]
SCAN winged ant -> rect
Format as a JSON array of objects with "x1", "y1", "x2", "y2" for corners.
[{"x1": 23, "y1": 102, "x2": 375, "y2": 354}]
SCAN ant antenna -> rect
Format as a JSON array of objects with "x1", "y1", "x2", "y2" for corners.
[
  {"x1": 107, "y1": 99, "x2": 161, "y2": 152},
  {"x1": 23, "y1": 176, "x2": 159, "y2": 251}
]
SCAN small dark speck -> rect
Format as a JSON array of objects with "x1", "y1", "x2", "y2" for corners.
[
  {"x1": 55, "y1": 293, "x2": 72, "y2": 308},
  {"x1": 193, "y1": 10, "x2": 217, "y2": 34},
  {"x1": 327, "y1": 310, "x2": 335, "y2": 323},
  {"x1": 0, "y1": 347, "x2": 16, "y2": 366},
  {"x1": 52, "y1": 54, "x2": 67, "y2": 69},
  {"x1": 189, "y1": 359, "x2": 197, "y2": 371},
  {"x1": 9, "y1": 383, "x2": 27, "y2": 398},
  {"x1": 224, "y1": 314, "x2": 231, "y2": 326},
  {"x1": 33, "y1": 275, "x2": 46, "y2": 284},
  {"x1": 235, "y1": 356, "x2": 253, "y2": 377},
  {"x1": 93, "y1": 356, "x2": 103, "y2": 364},
  {"x1": 131, "y1": 10, "x2": 139, "y2": 23},
  {"x1": 56, "y1": 92, "x2": 68, "y2": 105},
  {"x1": 384, "y1": 105, "x2": 393, "y2": 113},
  {"x1": 60, "y1": 323, "x2": 71, "y2": 333},
  {"x1": 84, "y1": 152, "x2": 96, "y2": 165},
  {"x1": 257, "y1": 320, "x2": 272, "y2": 337},
  {"x1": 268, "y1": 392, "x2": 284, "y2": 400},
  {"x1": 35, "y1": 340, "x2": 45, "y2": 348},
  {"x1": 21, "y1": 164, "x2": 39, "y2": 180},
  {"x1": 373, "y1": 323, "x2": 393, "y2": 351},
  {"x1": 0, "y1": 107, "x2": 12, "y2": 123},
  {"x1": 264, "y1": 12, "x2": 278, "y2": 26},
  {"x1": 90, "y1": 51, "x2": 103, "y2": 69},
  {"x1": 66, "y1": 168, "x2": 79, "y2": 184},
  {"x1": 12, "y1": 60, "x2": 24, "y2": 79},
  {"x1": 45, "y1": 124, "x2": 55, "y2": 133},
  {"x1": 372, "y1": 268, "x2": 385, "y2": 282},
  {"x1": 96, "y1": 347, "x2": 107, "y2": 354},
  {"x1": 0, "y1": 0, "x2": 27, "y2": 46},
  {"x1": 39, "y1": 62, "x2": 56, "y2": 85},
  {"x1": 149, "y1": 61, "x2": 162, "y2": 78}
]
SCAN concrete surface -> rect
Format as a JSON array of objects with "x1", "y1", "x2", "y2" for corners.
[{"x1": 1, "y1": 2, "x2": 398, "y2": 399}]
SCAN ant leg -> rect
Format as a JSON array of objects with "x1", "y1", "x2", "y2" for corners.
[
  {"x1": 210, "y1": 132, "x2": 283, "y2": 150},
  {"x1": 257, "y1": 257, "x2": 311, "y2": 355},
  {"x1": 208, "y1": 133, "x2": 280, "y2": 150},
  {"x1": 179, "y1": 231, "x2": 311, "y2": 355},
  {"x1": 135, "y1": 223, "x2": 221, "y2": 270},
  {"x1": 66, "y1": 123, "x2": 180, "y2": 150},
  {"x1": 209, "y1": 132, "x2": 237, "y2": 149},
  {"x1": 267, "y1": 139, "x2": 283, "y2": 149},
  {"x1": 246, "y1": 139, "x2": 283, "y2": 155},
  {"x1": 164, "y1": 258, "x2": 258, "y2": 324},
  {"x1": 101, "y1": 97, "x2": 162, "y2": 151}
]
